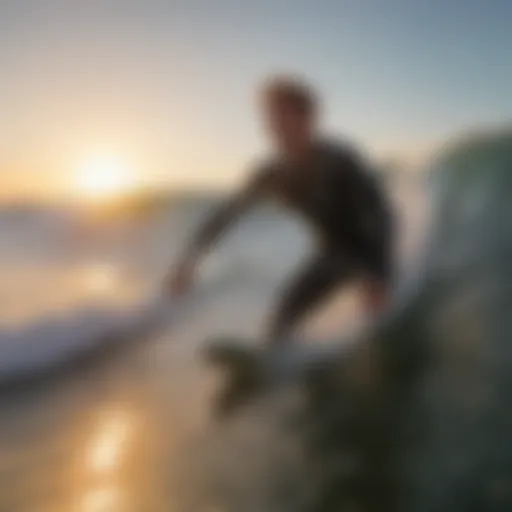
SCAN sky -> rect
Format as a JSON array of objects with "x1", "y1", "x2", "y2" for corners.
[{"x1": 1, "y1": 0, "x2": 511, "y2": 199}]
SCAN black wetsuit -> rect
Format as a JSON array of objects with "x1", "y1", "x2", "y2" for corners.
[{"x1": 186, "y1": 139, "x2": 394, "y2": 341}]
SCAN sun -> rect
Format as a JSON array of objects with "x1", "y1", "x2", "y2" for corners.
[{"x1": 74, "y1": 154, "x2": 135, "y2": 201}]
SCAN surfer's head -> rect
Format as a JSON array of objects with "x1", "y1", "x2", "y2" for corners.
[{"x1": 260, "y1": 75, "x2": 319, "y2": 157}]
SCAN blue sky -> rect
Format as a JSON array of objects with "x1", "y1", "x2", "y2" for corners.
[{"x1": 1, "y1": 0, "x2": 511, "y2": 194}]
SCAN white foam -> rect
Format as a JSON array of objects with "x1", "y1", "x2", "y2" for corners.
[{"x1": 0, "y1": 293, "x2": 171, "y2": 382}]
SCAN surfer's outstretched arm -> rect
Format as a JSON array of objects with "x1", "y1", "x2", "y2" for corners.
[
  {"x1": 186, "y1": 170, "x2": 270, "y2": 259},
  {"x1": 166, "y1": 169, "x2": 271, "y2": 295}
]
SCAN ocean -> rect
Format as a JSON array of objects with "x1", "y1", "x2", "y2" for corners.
[{"x1": 0, "y1": 173, "x2": 427, "y2": 511}]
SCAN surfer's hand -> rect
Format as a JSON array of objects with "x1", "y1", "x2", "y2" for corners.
[
  {"x1": 165, "y1": 261, "x2": 196, "y2": 297},
  {"x1": 362, "y1": 278, "x2": 389, "y2": 314}
]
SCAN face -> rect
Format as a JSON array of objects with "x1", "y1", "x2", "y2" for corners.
[{"x1": 262, "y1": 97, "x2": 314, "y2": 154}]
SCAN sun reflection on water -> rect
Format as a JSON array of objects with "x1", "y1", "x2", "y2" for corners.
[
  {"x1": 77, "y1": 406, "x2": 136, "y2": 512},
  {"x1": 81, "y1": 487, "x2": 120, "y2": 512},
  {"x1": 88, "y1": 409, "x2": 132, "y2": 474},
  {"x1": 82, "y1": 264, "x2": 118, "y2": 296}
]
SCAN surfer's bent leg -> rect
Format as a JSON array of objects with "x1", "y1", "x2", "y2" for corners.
[
  {"x1": 267, "y1": 253, "x2": 350, "y2": 344},
  {"x1": 360, "y1": 225, "x2": 395, "y2": 315}
]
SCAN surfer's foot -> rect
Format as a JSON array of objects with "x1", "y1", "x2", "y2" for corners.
[
  {"x1": 213, "y1": 373, "x2": 262, "y2": 418},
  {"x1": 203, "y1": 338, "x2": 265, "y2": 419}
]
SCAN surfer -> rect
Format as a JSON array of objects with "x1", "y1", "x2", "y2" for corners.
[{"x1": 166, "y1": 76, "x2": 394, "y2": 344}]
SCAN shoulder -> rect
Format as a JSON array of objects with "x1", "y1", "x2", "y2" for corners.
[
  {"x1": 317, "y1": 137, "x2": 366, "y2": 167},
  {"x1": 320, "y1": 138, "x2": 385, "y2": 187},
  {"x1": 317, "y1": 138, "x2": 372, "y2": 183},
  {"x1": 243, "y1": 157, "x2": 280, "y2": 193},
  {"x1": 250, "y1": 156, "x2": 281, "y2": 183}
]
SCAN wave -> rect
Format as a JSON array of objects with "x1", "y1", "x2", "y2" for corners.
[{"x1": 0, "y1": 293, "x2": 172, "y2": 387}]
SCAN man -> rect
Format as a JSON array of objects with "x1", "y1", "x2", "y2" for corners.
[{"x1": 166, "y1": 76, "x2": 394, "y2": 344}]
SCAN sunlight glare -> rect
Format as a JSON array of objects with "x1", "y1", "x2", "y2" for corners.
[
  {"x1": 88, "y1": 408, "x2": 133, "y2": 473},
  {"x1": 75, "y1": 154, "x2": 135, "y2": 201},
  {"x1": 81, "y1": 487, "x2": 120, "y2": 512},
  {"x1": 82, "y1": 263, "x2": 118, "y2": 295}
]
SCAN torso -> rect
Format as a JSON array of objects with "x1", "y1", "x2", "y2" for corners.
[{"x1": 260, "y1": 140, "x2": 389, "y2": 254}]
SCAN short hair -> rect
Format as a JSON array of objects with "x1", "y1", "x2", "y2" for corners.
[{"x1": 261, "y1": 75, "x2": 318, "y2": 117}]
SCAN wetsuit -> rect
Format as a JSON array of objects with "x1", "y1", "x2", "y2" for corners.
[{"x1": 184, "y1": 139, "x2": 394, "y2": 341}]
